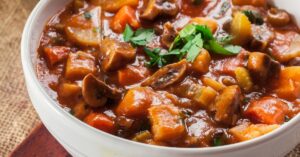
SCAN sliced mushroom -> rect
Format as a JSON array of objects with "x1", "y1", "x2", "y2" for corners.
[
  {"x1": 100, "y1": 38, "x2": 136, "y2": 72},
  {"x1": 247, "y1": 52, "x2": 281, "y2": 84},
  {"x1": 82, "y1": 73, "x2": 121, "y2": 107},
  {"x1": 140, "y1": 0, "x2": 179, "y2": 20},
  {"x1": 142, "y1": 59, "x2": 187, "y2": 89},
  {"x1": 161, "y1": 22, "x2": 177, "y2": 48},
  {"x1": 267, "y1": 8, "x2": 290, "y2": 27}
]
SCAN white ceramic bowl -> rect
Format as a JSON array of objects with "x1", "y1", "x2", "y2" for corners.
[{"x1": 21, "y1": 0, "x2": 300, "y2": 157}]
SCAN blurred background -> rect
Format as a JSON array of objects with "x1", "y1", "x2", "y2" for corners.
[{"x1": 0, "y1": 0, "x2": 39, "y2": 156}]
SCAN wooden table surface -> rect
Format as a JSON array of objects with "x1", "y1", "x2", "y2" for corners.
[{"x1": 0, "y1": 0, "x2": 299, "y2": 157}]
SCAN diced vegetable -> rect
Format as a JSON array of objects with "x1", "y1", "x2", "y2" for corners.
[
  {"x1": 276, "y1": 66, "x2": 300, "y2": 100},
  {"x1": 90, "y1": 0, "x2": 139, "y2": 12},
  {"x1": 58, "y1": 83, "x2": 81, "y2": 98},
  {"x1": 229, "y1": 123, "x2": 279, "y2": 142},
  {"x1": 247, "y1": 52, "x2": 280, "y2": 84},
  {"x1": 72, "y1": 101, "x2": 90, "y2": 120},
  {"x1": 211, "y1": 85, "x2": 242, "y2": 125},
  {"x1": 84, "y1": 112, "x2": 116, "y2": 134},
  {"x1": 65, "y1": 7, "x2": 102, "y2": 46},
  {"x1": 132, "y1": 130, "x2": 152, "y2": 143},
  {"x1": 65, "y1": 51, "x2": 96, "y2": 80},
  {"x1": 142, "y1": 60, "x2": 187, "y2": 89},
  {"x1": 116, "y1": 87, "x2": 153, "y2": 118},
  {"x1": 118, "y1": 65, "x2": 150, "y2": 86},
  {"x1": 193, "y1": 86, "x2": 218, "y2": 109},
  {"x1": 82, "y1": 74, "x2": 121, "y2": 107},
  {"x1": 44, "y1": 46, "x2": 70, "y2": 65},
  {"x1": 100, "y1": 38, "x2": 136, "y2": 72},
  {"x1": 191, "y1": 49, "x2": 211, "y2": 74},
  {"x1": 189, "y1": 17, "x2": 218, "y2": 33},
  {"x1": 232, "y1": 0, "x2": 266, "y2": 7},
  {"x1": 184, "y1": 111, "x2": 217, "y2": 147},
  {"x1": 148, "y1": 105, "x2": 185, "y2": 143},
  {"x1": 111, "y1": 6, "x2": 140, "y2": 33},
  {"x1": 201, "y1": 77, "x2": 225, "y2": 91},
  {"x1": 230, "y1": 12, "x2": 252, "y2": 46},
  {"x1": 245, "y1": 97, "x2": 289, "y2": 124},
  {"x1": 234, "y1": 67, "x2": 253, "y2": 92},
  {"x1": 140, "y1": 0, "x2": 179, "y2": 20},
  {"x1": 250, "y1": 25, "x2": 275, "y2": 51},
  {"x1": 269, "y1": 32, "x2": 300, "y2": 63}
]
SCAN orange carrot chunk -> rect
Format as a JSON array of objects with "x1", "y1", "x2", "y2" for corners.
[
  {"x1": 84, "y1": 112, "x2": 115, "y2": 134},
  {"x1": 111, "y1": 5, "x2": 140, "y2": 33},
  {"x1": 245, "y1": 97, "x2": 289, "y2": 124},
  {"x1": 44, "y1": 46, "x2": 70, "y2": 65},
  {"x1": 118, "y1": 65, "x2": 150, "y2": 86},
  {"x1": 116, "y1": 87, "x2": 152, "y2": 118}
]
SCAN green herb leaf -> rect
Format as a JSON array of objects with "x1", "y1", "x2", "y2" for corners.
[
  {"x1": 186, "y1": 33, "x2": 203, "y2": 62},
  {"x1": 243, "y1": 10, "x2": 264, "y2": 25},
  {"x1": 224, "y1": 45, "x2": 242, "y2": 54},
  {"x1": 123, "y1": 25, "x2": 155, "y2": 46},
  {"x1": 205, "y1": 40, "x2": 242, "y2": 55},
  {"x1": 123, "y1": 24, "x2": 134, "y2": 42},
  {"x1": 195, "y1": 25, "x2": 213, "y2": 40}
]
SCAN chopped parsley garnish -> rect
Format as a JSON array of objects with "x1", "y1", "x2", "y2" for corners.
[
  {"x1": 83, "y1": 12, "x2": 92, "y2": 20},
  {"x1": 123, "y1": 24, "x2": 155, "y2": 46},
  {"x1": 123, "y1": 24, "x2": 242, "y2": 68},
  {"x1": 243, "y1": 10, "x2": 264, "y2": 25},
  {"x1": 170, "y1": 24, "x2": 241, "y2": 62}
]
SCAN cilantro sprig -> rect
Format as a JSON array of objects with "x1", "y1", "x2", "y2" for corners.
[
  {"x1": 123, "y1": 24, "x2": 242, "y2": 68},
  {"x1": 123, "y1": 25, "x2": 155, "y2": 46},
  {"x1": 169, "y1": 24, "x2": 241, "y2": 62}
]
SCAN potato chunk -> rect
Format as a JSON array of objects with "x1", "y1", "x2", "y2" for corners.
[
  {"x1": 229, "y1": 124, "x2": 279, "y2": 142},
  {"x1": 245, "y1": 97, "x2": 289, "y2": 124},
  {"x1": 231, "y1": 12, "x2": 252, "y2": 46},
  {"x1": 65, "y1": 7, "x2": 101, "y2": 46},
  {"x1": 191, "y1": 49, "x2": 211, "y2": 74},
  {"x1": 65, "y1": 51, "x2": 96, "y2": 80},
  {"x1": 58, "y1": 83, "x2": 81, "y2": 98},
  {"x1": 148, "y1": 105, "x2": 185, "y2": 143},
  {"x1": 211, "y1": 85, "x2": 242, "y2": 125},
  {"x1": 234, "y1": 67, "x2": 253, "y2": 92},
  {"x1": 276, "y1": 66, "x2": 300, "y2": 100}
]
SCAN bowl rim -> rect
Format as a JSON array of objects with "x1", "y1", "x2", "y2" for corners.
[{"x1": 21, "y1": 0, "x2": 300, "y2": 154}]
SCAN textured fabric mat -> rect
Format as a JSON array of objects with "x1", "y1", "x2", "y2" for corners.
[{"x1": 0, "y1": 0, "x2": 299, "y2": 157}]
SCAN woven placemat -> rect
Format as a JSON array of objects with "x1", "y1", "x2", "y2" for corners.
[{"x1": 0, "y1": 0, "x2": 299, "y2": 157}]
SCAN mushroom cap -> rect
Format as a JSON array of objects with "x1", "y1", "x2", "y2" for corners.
[
  {"x1": 142, "y1": 59, "x2": 187, "y2": 89},
  {"x1": 82, "y1": 73, "x2": 121, "y2": 107}
]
